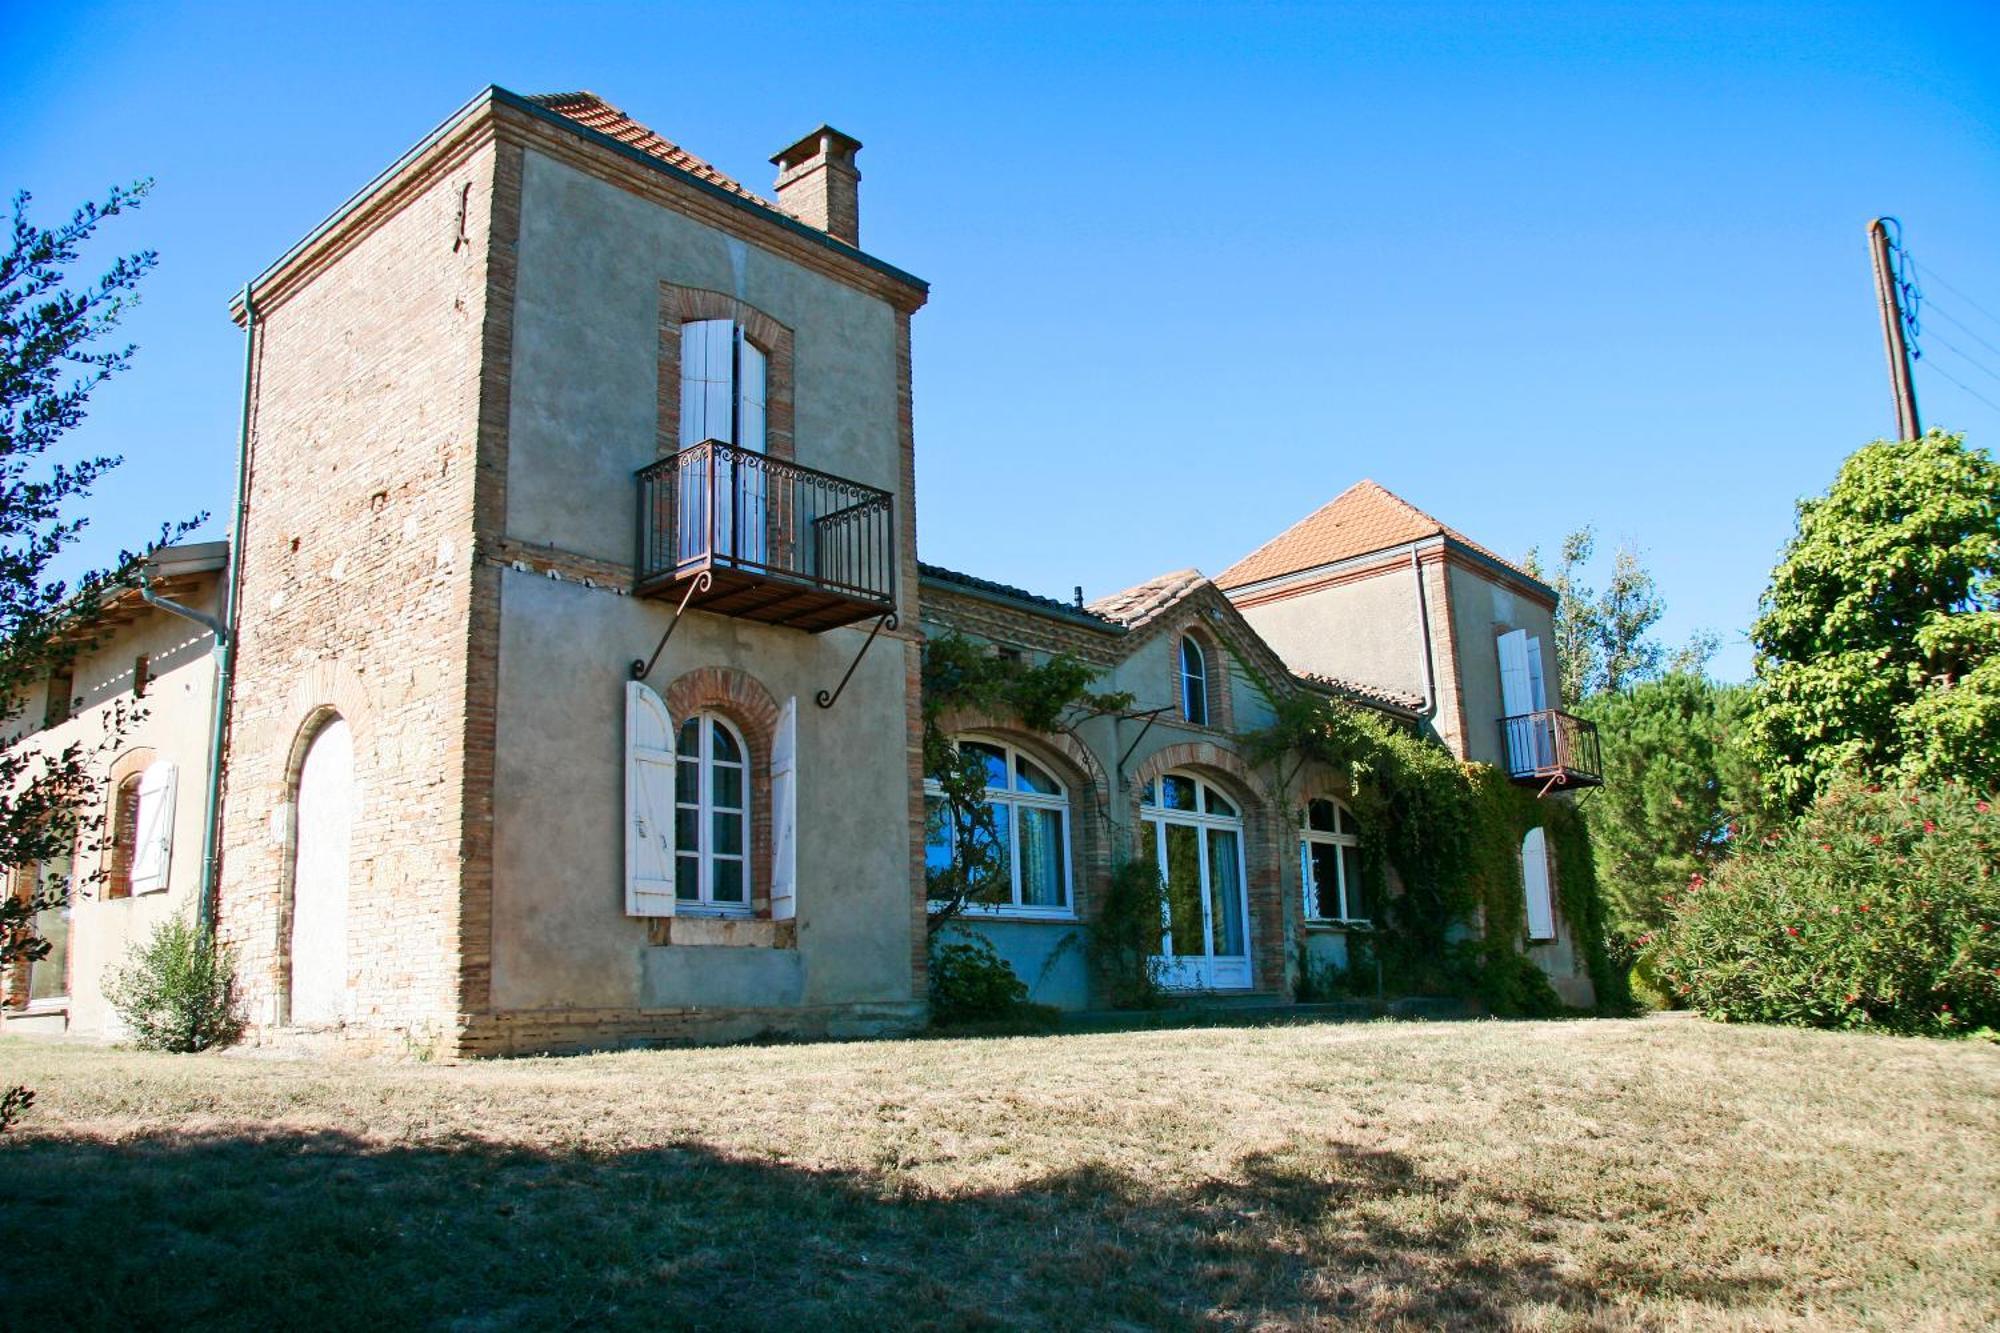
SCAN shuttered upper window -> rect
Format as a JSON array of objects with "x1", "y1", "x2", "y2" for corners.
[{"x1": 679, "y1": 319, "x2": 767, "y2": 452}]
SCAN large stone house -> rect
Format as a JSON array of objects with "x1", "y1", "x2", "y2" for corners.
[{"x1": 4, "y1": 88, "x2": 1602, "y2": 1054}]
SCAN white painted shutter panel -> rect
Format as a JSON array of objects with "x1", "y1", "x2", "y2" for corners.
[
  {"x1": 129, "y1": 760, "x2": 177, "y2": 894},
  {"x1": 1497, "y1": 630, "x2": 1531, "y2": 717},
  {"x1": 770, "y1": 696, "x2": 798, "y2": 921},
  {"x1": 1525, "y1": 635, "x2": 1548, "y2": 711},
  {"x1": 1521, "y1": 826, "x2": 1555, "y2": 941},
  {"x1": 625, "y1": 682, "x2": 677, "y2": 917}
]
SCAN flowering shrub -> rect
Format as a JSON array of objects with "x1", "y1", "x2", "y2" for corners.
[{"x1": 1653, "y1": 782, "x2": 2000, "y2": 1035}]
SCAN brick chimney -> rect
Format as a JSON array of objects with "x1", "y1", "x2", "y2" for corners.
[{"x1": 771, "y1": 126, "x2": 863, "y2": 247}]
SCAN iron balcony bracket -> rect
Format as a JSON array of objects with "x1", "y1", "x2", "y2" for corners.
[
  {"x1": 815, "y1": 611, "x2": 897, "y2": 710},
  {"x1": 630, "y1": 570, "x2": 713, "y2": 681}
]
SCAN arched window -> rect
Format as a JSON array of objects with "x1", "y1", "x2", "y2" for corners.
[
  {"x1": 675, "y1": 713, "x2": 750, "y2": 912},
  {"x1": 290, "y1": 717, "x2": 353, "y2": 1026},
  {"x1": 106, "y1": 772, "x2": 142, "y2": 900},
  {"x1": 923, "y1": 738, "x2": 1072, "y2": 915},
  {"x1": 1141, "y1": 770, "x2": 1251, "y2": 988},
  {"x1": 1180, "y1": 635, "x2": 1209, "y2": 726},
  {"x1": 1301, "y1": 798, "x2": 1368, "y2": 923},
  {"x1": 679, "y1": 319, "x2": 768, "y2": 452}
]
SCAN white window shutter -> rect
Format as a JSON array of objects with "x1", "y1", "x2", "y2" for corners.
[
  {"x1": 129, "y1": 760, "x2": 177, "y2": 894},
  {"x1": 1496, "y1": 629, "x2": 1531, "y2": 717},
  {"x1": 625, "y1": 682, "x2": 677, "y2": 917},
  {"x1": 1521, "y1": 826, "x2": 1555, "y2": 941},
  {"x1": 770, "y1": 696, "x2": 798, "y2": 921},
  {"x1": 1525, "y1": 634, "x2": 1548, "y2": 711}
]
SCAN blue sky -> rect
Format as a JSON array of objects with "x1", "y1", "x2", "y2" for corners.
[{"x1": 4, "y1": 1, "x2": 1997, "y2": 682}]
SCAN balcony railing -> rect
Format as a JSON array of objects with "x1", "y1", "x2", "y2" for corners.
[
  {"x1": 1499, "y1": 709, "x2": 1604, "y2": 789},
  {"x1": 636, "y1": 440, "x2": 896, "y2": 632}
]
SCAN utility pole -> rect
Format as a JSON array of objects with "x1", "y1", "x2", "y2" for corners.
[{"x1": 1867, "y1": 217, "x2": 1922, "y2": 440}]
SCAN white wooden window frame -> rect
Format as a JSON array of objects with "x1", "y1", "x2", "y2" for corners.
[
  {"x1": 923, "y1": 737, "x2": 1075, "y2": 919},
  {"x1": 1179, "y1": 635, "x2": 1209, "y2": 726},
  {"x1": 676, "y1": 712, "x2": 752, "y2": 916},
  {"x1": 1299, "y1": 797, "x2": 1367, "y2": 924},
  {"x1": 1141, "y1": 772, "x2": 1252, "y2": 968}
]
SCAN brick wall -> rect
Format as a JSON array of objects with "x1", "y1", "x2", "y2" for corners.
[{"x1": 216, "y1": 129, "x2": 500, "y2": 1052}]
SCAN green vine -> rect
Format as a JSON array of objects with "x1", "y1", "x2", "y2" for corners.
[
  {"x1": 1245, "y1": 694, "x2": 1627, "y2": 1014},
  {"x1": 920, "y1": 633, "x2": 1132, "y2": 934}
]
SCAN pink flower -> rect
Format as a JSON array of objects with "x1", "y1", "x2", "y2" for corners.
[
  {"x1": 1859, "y1": 903, "x2": 1870, "y2": 912},
  {"x1": 1689, "y1": 872, "x2": 1707, "y2": 890},
  {"x1": 1869, "y1": 834, "x2": 1884, "y2": 845},
  {"x1": 1785, "y1": 926, "x2": 1799, "y2": 937},
  {"x1": 1924, "y1": 821, "x2": 1938, "y2": 834},
  {"x1": 1978, "y1": 801, "x2": 1990, "y2": 814}
]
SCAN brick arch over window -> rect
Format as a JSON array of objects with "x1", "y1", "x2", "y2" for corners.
[
  {"x1": 657, "y1": 284, "x2": 795, "y2": 462},
  {"x1": 929, "y1": 709, "x2": 1114, "y2": 920},
  {"x1": 1127, "y1": 740, "x2": 1285, "y2": 992},
  {"x1": 100, "y1": 745, "x2": 159, "y2": 901},
  {"x1": 662, "y1": 665, "x2": 782, "y2": 916},
  {"x1": 1167, "y1": 621, "x2": 1233, "y2": 732}
]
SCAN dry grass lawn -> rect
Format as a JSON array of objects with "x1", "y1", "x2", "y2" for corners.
[{"x1": 1, "y1": 1012, "x2": 1996, "y2": 1330}]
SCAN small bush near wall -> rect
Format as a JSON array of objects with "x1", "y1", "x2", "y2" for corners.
[
  {"x1": 928, "y1": 932, "x2": 1034, "y2": 1027},
  {"x1": 1653, "y1": 782, "x2": 2000, "y2": 1036},
  {"x1": 105, "y1": 916, "x2": 245, "y2": 1053},
  {"x1": 1086, "y1": 861, "x2": 1169, "y2": 1009}
]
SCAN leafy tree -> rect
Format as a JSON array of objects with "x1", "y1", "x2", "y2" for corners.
[
  {"x1": 2, "y1": 183, "x2": 162, "y2": 1127},
  {"x1": 1524, "y1": 528, "x2": 1672, "y2": 701},
  {"x1": 1576, "y1": 672, "x2": 1763, "y2": 936},
  {"x1": 1748, "y1": 430, "x2": 2000, "y2": 808}
]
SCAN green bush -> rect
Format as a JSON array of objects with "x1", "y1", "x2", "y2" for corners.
[
  {"x1": 105, "y1": 915, "x2": 245, "y2": 1052},
  {"x1": 928, "y1": 932, "x2": 1030, "y2": 1026},
  {"x1": 1654, "y1": 781, "x2": 2000, "y2": 1035},
  {"x1": 1086, "y1": 860, "x2": 1168, "y2": 1009},
  {"x1": 1453, "y1": 940, "x2": 1567, "y2": 1018}
]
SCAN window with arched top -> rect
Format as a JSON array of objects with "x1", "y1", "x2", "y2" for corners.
[
  {"x1": 675, "y1": 713, "x2": 751, "y2": 913},
  {"x1": 1301, "y1": 798, "x2": 1368, "y2": 923},
  {"x1": 1180, "y1": 635, "x2": 1209, "y2": 726},
  {"x1": 1521, "y1": 826, "x2": 1556, "y2": 942},
  {"x1": 1140, "y1": 770, "x2": 1251, "y2": 985},
  {"x1": 923, "y1": 738, "x2": 1073, "y2": 915}
]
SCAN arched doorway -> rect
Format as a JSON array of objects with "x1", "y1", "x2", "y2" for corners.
[
  {"x1": 1140, "y1": 769, "x2": 1252, "y2": 990},
  {"x1": 289, "y1": 717, "x2": 352, "y2": 1025}
]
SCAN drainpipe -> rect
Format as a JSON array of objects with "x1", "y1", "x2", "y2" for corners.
[
  {"x1": 1410, "y1": 548, "x2": 1437, "y2": 720},
  {"x1": 181, "y1": 282, "x2": 257, "y2": 935}
]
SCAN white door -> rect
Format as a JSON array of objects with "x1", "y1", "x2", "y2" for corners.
[
  {"x1": 1143, "y1": 773, "x2": 1253, "y2": 991},
  {"x1": 289, "y1": 718, "x2": 353, "y2": 1025}
]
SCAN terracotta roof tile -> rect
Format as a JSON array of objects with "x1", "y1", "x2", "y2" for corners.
[
  {"x1": 527, "y1": 92, "x2": 773, "y2": 208},
  {"x1": 1295, "y1": 671, "x2": 1426, "y2": 717},
  {"x1": 1084, "y1": 568, "x2": 1209, "y2": 628},
  {"x1": 1215, "y1": 480, "x2": 1535, "y2": 591}
]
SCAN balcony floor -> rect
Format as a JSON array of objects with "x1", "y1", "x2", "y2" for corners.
[
  {"x1": 1505, "y1": 766, "x2": 1604, "y2": 790},
  {"x1": 636, "y1": 562, "x2": 894, "y2": 633}
]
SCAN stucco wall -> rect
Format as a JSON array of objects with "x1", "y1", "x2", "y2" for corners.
[
  {"x1": 3, "y1": 589, "x2": 220, "y2": 1040},
  {"x1": 1444, "y1": 563, "x2": 1560, "y2": 768},
  {"x1": 482, "y1": 146, "x2": 918, "y2": 1029}
]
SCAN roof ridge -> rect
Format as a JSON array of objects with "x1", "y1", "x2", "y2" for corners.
[{"x1": 524, "y1": 90, "x2": 774, "y2": 207}]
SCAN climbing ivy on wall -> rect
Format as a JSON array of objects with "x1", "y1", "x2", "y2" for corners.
[
  {"x1": 919, "y1": 633, "x2": 1131, "y2": 933},
  {"x1": 1246, "y1": 694, "x2": 1627, "y2": 1014}
]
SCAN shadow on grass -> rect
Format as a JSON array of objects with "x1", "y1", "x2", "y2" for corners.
[{"x1": 0, "y1": 1127, "x2": 1773, "y2": 1330}]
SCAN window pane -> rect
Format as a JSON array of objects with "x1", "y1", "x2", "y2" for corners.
[
  {"x1": 1140, "y1": 780, "x2": 1157, "y2": 808},
  {"x1": 712, "y1": 811, "x2": 744, "y2": 857},
  {"x1": 739, "y1": 342, "x2": 767, "y2": 453},
  {"x1": 711, "y1": 721, "x2": 741, "y2": 763},
  {"x1": 1337, "y1": 803, "x2": 1356, "y2": 837},
  {"x1": 1307, "y1": 799, "x2": 1336, "y2": 832},
  {"x1": 1017, "y1": 806, "x2": 1066, "y2": 908},
  {"x1": 1014, "y1": 754, "x2": 1059, "y2": 795},
  {"x1": 924, "y1": 796, "x2": 955, "y2": 878},
  {"x1": 1160, "y1": 775, "x2": 1199, "y2": 811},
  {"x1": 1341, "y1": 844, "x2": 1368, "y2": 920},
  {"x1": 1308, "y1": 841, "x2": 1341, "y2": 921},
  {"x1": 675, "y1": 806, "x2": 699, "y2": 854},
  {"x1": 676, "y1": 854, "x2": 700, "y2": 899},
  {"x1": 676, "y1": 718, "x2": 701, "y2": 757},
  {"x1": 1204, "y1": 786, "x2": 1237, "y2": 818},
  {"x1": 1207, "y1": 828, "x2": 1246, "y2": 957},
  {"x1": 712, "y1": 858, "x2": 745, "y2": 904},
  {"x1": 27, "y1": 855, "x2": 71, "y2": 1001},
  {"x1": 712, "y1": 762, "x2": 743, "y2": 811},
  {"x1": 1163, "y1": 823, "x2": 1203, "y2": 957},
  {"x1": 676, "y1": 758, "x2": 698, "y2": 808},
  {"x1": 965, "y1": 742, "x2": 1008, "y2": 791},
  {"x1": 969, "y1": 805, "x2": 1011, "y2": 906}
]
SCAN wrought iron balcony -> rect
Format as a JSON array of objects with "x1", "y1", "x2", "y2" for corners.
[
  {"x1": 1499, "y1": 709, "x2": 1604, "y2": 789},
  {"x1": 636, "y1": 440, "x2": 896, "y2": 632}
]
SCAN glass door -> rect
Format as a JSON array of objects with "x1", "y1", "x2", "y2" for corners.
[{"x1": 1143, "y1": 772, "x2": 1252, "y2": 990}]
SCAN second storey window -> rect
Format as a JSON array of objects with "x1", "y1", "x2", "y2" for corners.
[
  {"x1": 679, "y1": 319, "x2": 767, "y2": 452},
  {"x1": 1180, "y1": 635, "x2": 1208, "y2": 726},
  {"x1": 676, "y1": 713, "x2": 749, "y2": 912}
]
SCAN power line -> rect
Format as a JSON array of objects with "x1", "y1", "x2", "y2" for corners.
[
  {"x1": 1922, "y1": 332, "x2": 2000, "y2": 384},
  {"x1": 1918, "y1": 356, "x2": 2000, "y2": 415},
  {"x1": 1927, "y1": 302, "x2": 2000, "y2": 361},
  {"x1": 1911, "y1": 259, "x2": 2000, "y2": 331}
]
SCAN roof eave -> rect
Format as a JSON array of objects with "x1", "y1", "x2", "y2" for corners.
[{"x1": 919, "y1": 570, "x2": 1127, "y2": 634}]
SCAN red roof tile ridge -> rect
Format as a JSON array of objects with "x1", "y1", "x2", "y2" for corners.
[{"x1": 525, "y1": 91, "x2": 774, "y2": 207}]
